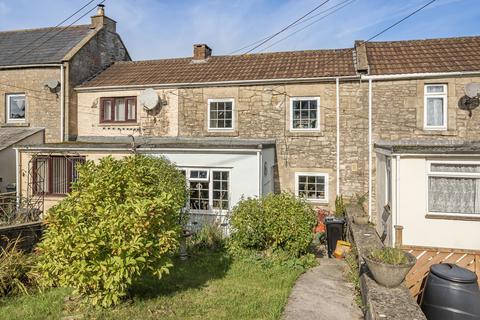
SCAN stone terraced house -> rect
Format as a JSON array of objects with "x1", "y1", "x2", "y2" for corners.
[
  {"x1": 15, "y1": 34, "x2": 480, "y2": 252},
  {"x1": 0, "y1": 5, "x2": 129, "y2": 192}
]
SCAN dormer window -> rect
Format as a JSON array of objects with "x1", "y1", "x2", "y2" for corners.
[{"x1": 100, "y1": 97, "x2": 136, "y2": 123}]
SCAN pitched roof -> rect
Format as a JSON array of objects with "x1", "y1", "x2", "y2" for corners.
[
  {"x1": 78, "y1": 49, "x2": 356, "y2": 88},
  {"x1": 375, "y1": 139, "x2": 480, "y2": 155},
  {"x1": 0, "y1": 25, "x2": 93, "y2": 66},
  {"x1": 365, "y1": 36, "x2": 480, "y2": 75},
  {"x1": 0, "y1": 128, "x2": 44, "y2": 151}
]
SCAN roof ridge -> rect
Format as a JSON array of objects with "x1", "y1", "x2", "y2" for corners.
[
  {"x1": 113, "y1": 47, "x2": 355, "y2": 65},
  {"x1": 367, "y1": 34, "x2": 480, "y2": 45},
  {"x1": 0, "y1": 24, "x2": 90, "y2": 35}
]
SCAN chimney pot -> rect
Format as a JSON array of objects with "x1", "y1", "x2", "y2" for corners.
[
  {"x1": 90, "y1": 4, "x2": 116, "y2": 32},
  {"x1": 193, "y1": 44, "x2": 212, "y2": 61},
  {"x1": 97, "y1": 4, "x2": 105, "y2": 16}
]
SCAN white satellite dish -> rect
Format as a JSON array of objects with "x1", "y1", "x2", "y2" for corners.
[
  {"x1": 44, "y1": 79, "x2": 60, "y2": 90},
  {"x1": 465, "y1": 83, "x2": 480, "y2": 98},
  {"x1": 139, "y1": 88, "x2": 159, "y2": 110}
]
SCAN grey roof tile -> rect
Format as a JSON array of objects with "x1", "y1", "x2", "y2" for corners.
[
  {"x1": 0, "y1": 25, "x2": 93, "y2": 66},
  {"x1": 0, "y1": 127, "x2": 44, "y2": 151}
]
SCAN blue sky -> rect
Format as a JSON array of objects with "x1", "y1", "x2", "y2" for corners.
[{"x1": 0, "y1": 0, "x2": 478, "y2": 60}]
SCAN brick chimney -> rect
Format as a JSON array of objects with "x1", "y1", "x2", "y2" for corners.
[
  {"x1": 193, "y1": 44, "x2": 212, "y2": 61},
  {"x1": 91, "y1": 4, "x2": 116, "y2": 32},
  {"x1": 354, "y1": 40, "x2": 369, "y2": 74}
]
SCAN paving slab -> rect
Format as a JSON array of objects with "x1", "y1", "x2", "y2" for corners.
[{"x1": 282, "y1": 258, "x2": 363, "y2": 320}]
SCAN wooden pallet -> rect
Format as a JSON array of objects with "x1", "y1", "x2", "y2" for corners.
[{"x1": 402, "y1": 245, "x2": 480, "y2": 301}]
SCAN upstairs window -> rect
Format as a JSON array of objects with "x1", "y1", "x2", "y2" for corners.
[
  {"x1": 6, "y1": 94, "x2": 26, "y2": 123},
  {"x1": 33, "y1": 156, "x2": 85, "y2": 196},
  {"x1": 290, "y1": 97, "x2": 320, "y2": 131},
  {"x1": 424, "y1": 85, "x2": 447, "y2": 130},
  {"x1": 208, "y1": 99, "x2": 234, "y2": 130},
  {"x1": 295, "y1": 172, "x2": 328, "y2": 202},
  {"x1": 100, "y1": 97, "x2": 137, "y2": 123}
]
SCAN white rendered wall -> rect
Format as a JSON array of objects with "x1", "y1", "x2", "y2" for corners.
[{"x1": 398, "y1": 156, "x2": 480, "y2": 250}]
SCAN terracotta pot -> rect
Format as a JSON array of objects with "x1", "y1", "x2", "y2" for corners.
[
  {"x1": 353, "y1": 215, "x2": 369, "y2": 225},
  {"x1": 363, "y1": 252, "x2": 416, "y2": 288}
]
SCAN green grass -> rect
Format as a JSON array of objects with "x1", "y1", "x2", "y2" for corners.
[{"x1": 0, "y1": 250, "x2": 304, "y2": 320}]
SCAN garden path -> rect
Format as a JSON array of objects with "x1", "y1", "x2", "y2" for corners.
[{"x1": 282, "y1": 257, "x2": 363, "y2": 320}]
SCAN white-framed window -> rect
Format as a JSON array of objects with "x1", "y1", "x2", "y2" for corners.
[
  {"x1": 295, "y1": 172, "x2": 328, "y2": 202},
  {"x1": 6, "y1": 94, "x2": 26, "y2": 123},
  {"x1": 181, "y1": 167, "x2": 230, "y2": 212},
  {"x1": 427, "y1": 161, "x2": 480, "y2": 216},
  {"x1": 424, "y1": 84, "x2": 447, "y2": 130},
  {"x1": 208, "y1": 98, "x2": 234, "y2": 130},
  {"x1": 290, "y1": 97, "x2": 320, "y2": 131}
]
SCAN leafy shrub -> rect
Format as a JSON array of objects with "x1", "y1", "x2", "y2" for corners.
[
  {"x1": 190, "y1": 222, "x2": 225, "y2": 251},
  {"x1": 230, "y1": 193, "x2": 316, "y2": 257},
  {"x1": 368, "y1": 247, "x2": 409, "y2": 265},
  {"x1": 36, "y1": 155, "x2": 187, "y2": 307},
  {"x1": 0, "y1": 237, "x2": 35, "y2": 296}
]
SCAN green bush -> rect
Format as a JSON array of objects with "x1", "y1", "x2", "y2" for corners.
[
  {"x1": 0, "y1": 237, "x2": 35, "y2": 296},
  {"x1": 36, "y1": 155, "x2": 187, "y2": 307},
  {"x1": 230, "y1": 193, "x2": 316, "y2": 257},
  {"x1": 189, "y1": 222, "x2": 225, "y2": 251}
]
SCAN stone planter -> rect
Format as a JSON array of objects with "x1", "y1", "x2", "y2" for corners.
[
  {"x1": 363, "y1": 252, "x2": 416, "y2": 288},
  {"x1": 353, "y1": 215, "x2": 369, "y2": 225}
]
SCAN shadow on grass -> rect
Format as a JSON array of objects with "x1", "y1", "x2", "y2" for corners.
[{"x1": 128, "y1": 248, "x2": 232, "y2": 300}]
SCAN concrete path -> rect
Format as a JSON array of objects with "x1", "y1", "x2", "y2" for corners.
[{"x1": 282, "y1": 258, "x2": 363, "y2": 320}]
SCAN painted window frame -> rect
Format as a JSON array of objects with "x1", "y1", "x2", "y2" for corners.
[
  {"x1": 294, "y1": 172, "x2": 329, "y2": 203},
  {"x1": 423, "y1": 84, "x2": 447, "y2": 130},
  {"x1": 289, "y1": 96, "x2": 321, "y2": 132},
  {"x1": 207, "y1": 98, "x2": 235, "y2": 131},
  {"x1": 181, "y1": 167, "x2": 232, "y2": 214},
  {"x1": 6, "y1": 93, "x2": 26, "y2": 123},
  {"x1": 426, "y1": 160, "x2": 480, "y2": 217},
  {"x1": 99, "y1": 96, "x2": 137, "y2": 124},
  {"x1": 32, "y1": 156, "x2": 86, "y2": 196}
]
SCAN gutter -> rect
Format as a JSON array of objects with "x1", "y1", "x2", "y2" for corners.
[
  {"x1": 362, "y1": 70, "x2": 480, "y2": 81},
  {"x1": 75, "y1": 75, "x2": 360, "y2": 91},
  {"x1": 14, "y1": 146, "x2": 263, "y2": 153},
  {"x1": 0, "y1": 63, "x2": 63, "y2": 70}
]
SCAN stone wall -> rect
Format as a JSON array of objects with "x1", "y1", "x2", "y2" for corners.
[
  {"x1": 67, "y1": 28, "x2": 130, "y2": 140},
  {"x1": 0, "y1": 67, "x2": 62, "y2": 142},
  {"x1": 76, "y1": 88, "x2": 178, "y2": 137},
  {"x1": 0, "y1": 222, "x2": 43, "y2": 252}
]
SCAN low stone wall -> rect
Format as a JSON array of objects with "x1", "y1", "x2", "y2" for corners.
[
  {"x1": 0, "y1": 222, "x2": 44, "y2": 252},
  {"x1": 346, "y1": 205, "x2": 426, "y2": 320}
]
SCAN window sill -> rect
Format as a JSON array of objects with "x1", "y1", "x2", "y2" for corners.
[
  {"x1": 414, "y1": 129, "x2": 458, "y2": 136},
  {"x1": 286, "y1": 130, "x2": 323, "y2": 137},
  {"x1": 98, "y1": 122, "x2": 139, "y2": 127},
  {"x1": 205, "y1": 131, "x2": 239, "y2": 137},
  {"x1": 425, "y1": 214, "x2": 480, "y2": 222},
  {"x1": 1, "y1": 122, "x2": 30, "y2": 127}
]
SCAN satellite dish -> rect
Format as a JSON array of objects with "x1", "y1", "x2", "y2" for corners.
[
  {"x1": 44, "y1": 79, "x2": 60, "y2": 90},
  {"x1": 458, "y1": 95, "x2": 480, "y2": 117},
  {"x1": 465, "y1": 83, "x2": 480, "y2": 98},
  {"x1": 139, "y1": 88, "x2": 159, "y2": 110}
]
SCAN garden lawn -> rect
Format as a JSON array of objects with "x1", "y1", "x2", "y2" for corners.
[{"x1": 0, "y1": 250, "x2": 304, "y2": 320}]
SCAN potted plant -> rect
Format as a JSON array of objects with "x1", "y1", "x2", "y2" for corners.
[
  {"x1": 363, "y1": 247, "x2": 416, "y2": 287},
  {"x1": 353, "y1": 213, "x2": 369, "y2": 225}
]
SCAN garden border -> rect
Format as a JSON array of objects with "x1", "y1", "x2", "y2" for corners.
[{"x1": 345, "y1": 204, "x2": 426, "y2": 320}]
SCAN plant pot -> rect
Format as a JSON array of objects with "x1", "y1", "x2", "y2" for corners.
[
  {"x1": 363, "y1": 252, "x2": 416, "y2": 287},
  {"x1": 353, "y1": 215, "x2": 369, "y2": 225}
]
